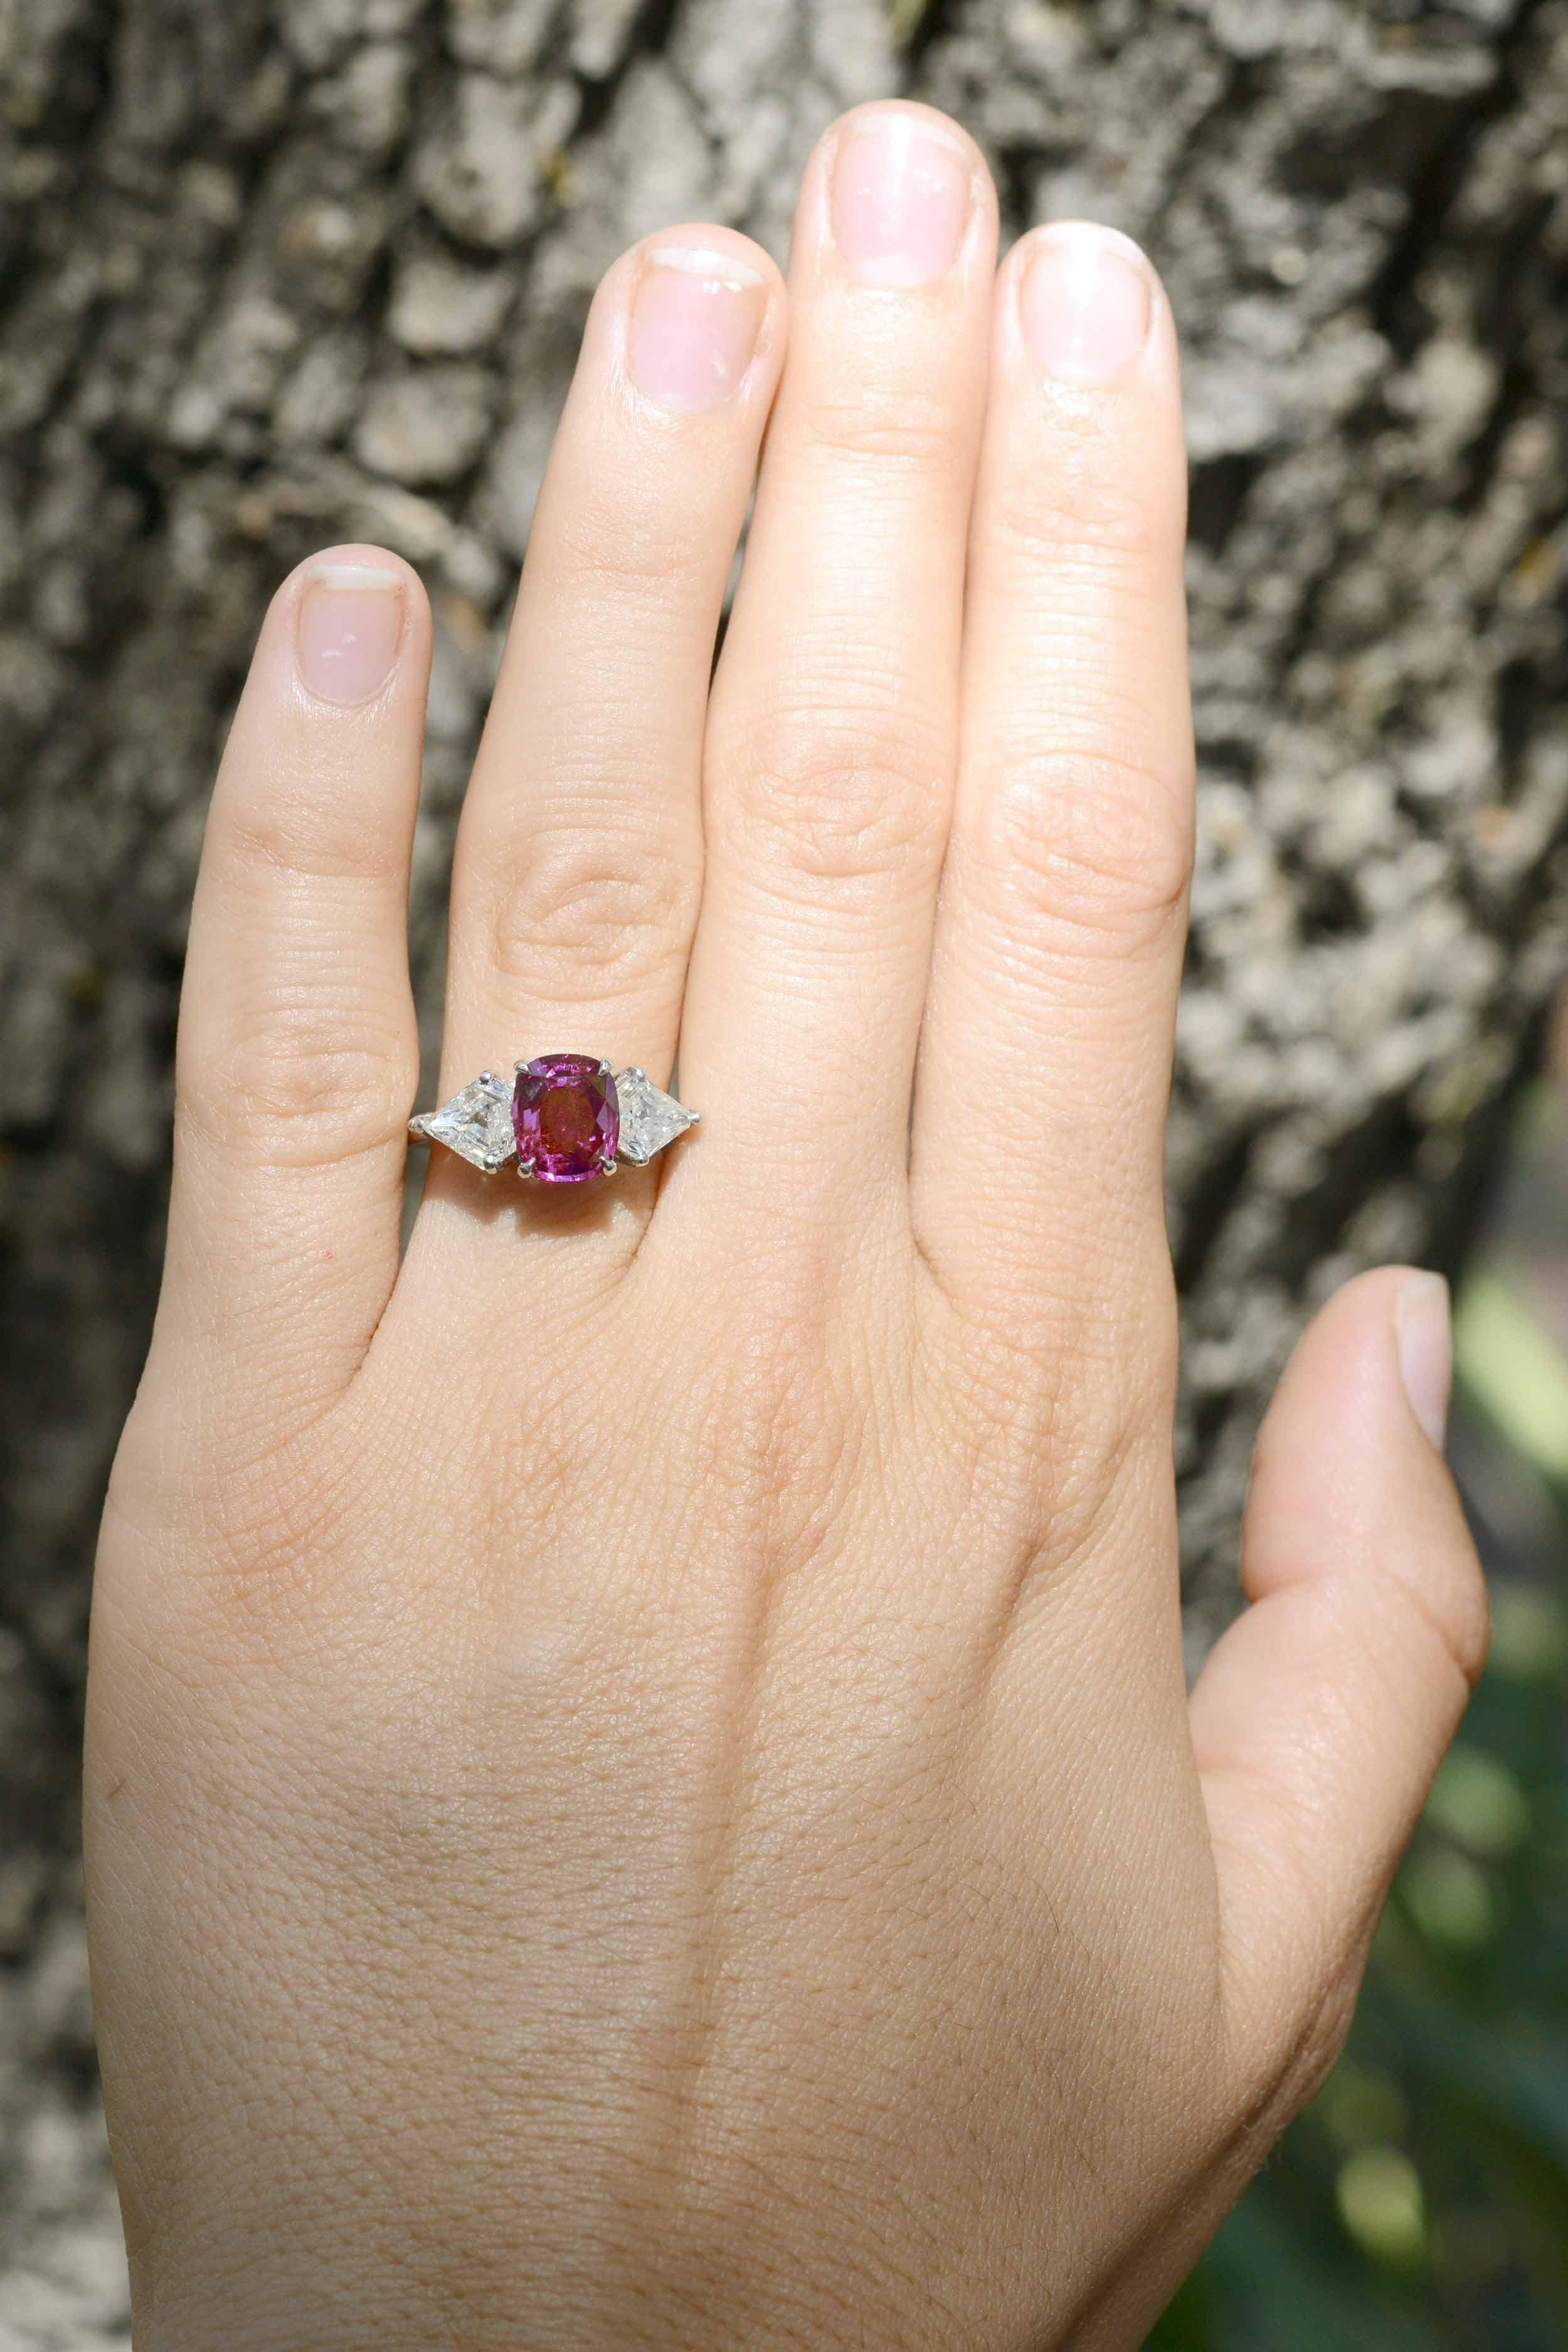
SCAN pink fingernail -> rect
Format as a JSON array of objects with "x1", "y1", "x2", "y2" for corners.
[
  {"x1": 297, "y1": 564, "x2": 406, "y2": 705},
  {"x1": 627, "y1": 246, "x2": 767, "y2": 413},
  {"x1": 830, "y1": 112, "x2": 971, "y2": 289},
  {"x1": 1019, "y1": 225, "x2": 1154, "y2": 383},
  {"x1": 1396, "y1": 1273, "x2": 1453, "y2": 1453}
]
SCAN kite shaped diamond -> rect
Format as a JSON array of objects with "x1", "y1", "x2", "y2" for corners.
[
  {"x1": 615, "y1": 1067, "x2": 701, "y2": 1166},
  {"x1": 408, "y1": 1072, "x2": 516, "y2": 1173}
]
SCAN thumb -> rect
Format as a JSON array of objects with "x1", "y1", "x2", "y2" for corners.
[{"x1": 1189, "y1": 1266, "x2": 1489, "y2": 2093}]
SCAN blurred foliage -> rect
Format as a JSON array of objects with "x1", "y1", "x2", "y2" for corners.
[
  {"x1": 1150, "y1": 1084, "x2": 1568, "y2": 2351},
  {"x1": 887, "y1": 0, "x2": 935, "y2": 44}
]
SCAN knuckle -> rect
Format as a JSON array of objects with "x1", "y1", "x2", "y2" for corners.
[
  {"x1": 1434, "y1": 1555, "x2": 1493, "y2": 1693},
  {"x1": 944, "y1": 1300, "x2": 1175, "y2": 1570},
  {"x1": 183, "y1": 1002, "x2": 410, "y2": 1168},
  {"x1": 491, "y1": 824, "x2": 696, "y2": 998},
  {"x1": 558, "y1": 486, "x2": 711, "y2": 600},
  {"x1": 218, "y1": 795, "x2": 406, "y2": 890},
  {"x1": 935, "y1": 1245, "x2": 1179, "y2": 1592},
  {"x1": 692, "y1": 1295, "x2": 854, "y2": 1575},
  {"x1": 797, "y1": 378, "x2": 960, "y2": 474},
  {"x1": 1346, "y1": 1548, "x2": 1490, "y2": 1724},
  {"x1": 726, "y1": 702, "x2": 948, "y2": 887},
  {"x1": 177, "y1": 1431, "x2": 368, "y2": 1659},
  {"x1": 1040, "y1": 1385, "x2": 1164, "y2": 1574},
  {"x1": 977, "y1": 746, "x2": 1194, "y2": 951},
  {"x1": 990, "y1": 501, "x2": 1164, "y2": 585},
  {"x1": 986, "y1": 433, "x2": 1182, "y2": 576},
  {"x1": 105, "y1": 1404, "x2": 366, "y2": 1667}
]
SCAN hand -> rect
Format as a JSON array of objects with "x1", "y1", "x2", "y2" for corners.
[{"x1": 88, "y1": 103, "x2": 1486, "y2": 2351}]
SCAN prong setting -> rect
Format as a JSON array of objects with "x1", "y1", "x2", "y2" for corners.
[{"x1": 411, "y1": 1057, "x2": 699, "y2": 1184}]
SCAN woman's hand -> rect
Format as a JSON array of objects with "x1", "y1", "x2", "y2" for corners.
[{"x1": 88, "y1": 103, "x2": 1486, "y2": 2351}]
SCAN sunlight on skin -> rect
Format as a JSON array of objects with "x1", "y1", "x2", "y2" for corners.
[{"x1": 87, "y1": 102, "x2": 1487, "y2": 2352}]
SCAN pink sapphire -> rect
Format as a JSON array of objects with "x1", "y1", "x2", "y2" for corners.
[{"x1": 512, "y1": 1054, "x2": 619, "y2": 1183}]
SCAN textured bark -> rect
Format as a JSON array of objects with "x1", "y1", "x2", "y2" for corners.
[{"x1": 4, "y1": 0, "x2": 1568, "y2": 2333}]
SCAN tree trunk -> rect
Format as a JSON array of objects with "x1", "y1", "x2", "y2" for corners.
[{"x1": 4, "y1": 0, "x2": 1568, "y2": 2330}]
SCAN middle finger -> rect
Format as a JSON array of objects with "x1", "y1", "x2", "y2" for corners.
[{"x1": 677, "y1": 106, "x2": 997, "y2": 1232}]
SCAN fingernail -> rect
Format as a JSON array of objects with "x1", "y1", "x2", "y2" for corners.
[
  {"x1": 628, "y1": 246, "x2": 767, "y2": 413},
  {"x1": 831, "y1": 111, "x2": 972, "y2": 289},
  {"x1": 1019, "y1": 225, "x2": 1154, "y2": 383},
  {"x1": 1396, "y1": 1273, "x2": 1453, "y2": 1453},
  {"x1": 297, "y1": 564, "x2": 406, "y2": 706}
]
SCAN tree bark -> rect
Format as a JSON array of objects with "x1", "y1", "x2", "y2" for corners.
[{"x1": 5, "y1": 0, "x2": 1568, "y2": 2331}]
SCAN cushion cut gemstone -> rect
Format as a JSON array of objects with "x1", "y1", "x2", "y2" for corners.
[{"x1": 512, "y1": 1054, "x2": 618, "y2": 1182}]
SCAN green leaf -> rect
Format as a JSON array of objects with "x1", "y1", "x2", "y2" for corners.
[{"x1": 1454, "y1": 1271, "x2": 1568, "y2": 1483}]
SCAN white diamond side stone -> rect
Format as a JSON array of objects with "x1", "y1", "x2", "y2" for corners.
[
  {"x1": 408, "y1": 1072, "x2": 516, "y2": 1173},
  {"x1": 615, "y1": 1067, "x2": 699, "y2": 1165}
]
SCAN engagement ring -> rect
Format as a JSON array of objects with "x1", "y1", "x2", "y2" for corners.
[{"x1": 409, "y1": 1055, "x2": 700, "y2": 1184}]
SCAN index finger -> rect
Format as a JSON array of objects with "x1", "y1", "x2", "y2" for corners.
[{"x1": 912, "y1": 223, "x2": 1193, "y2": 1368}]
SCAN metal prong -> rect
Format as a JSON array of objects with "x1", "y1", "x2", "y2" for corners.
[{"x1": 600, "y1": 1155, "x2": 617, "y2": 1176}]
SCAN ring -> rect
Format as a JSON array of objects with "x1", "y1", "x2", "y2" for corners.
[{"x1": 409, "y1": 1054, "x2": 700, "y2": 1184}]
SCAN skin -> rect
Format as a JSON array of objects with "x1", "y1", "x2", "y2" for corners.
[{"x1": 87, "y1": 105, "x2": 1488, "y2": 2351}]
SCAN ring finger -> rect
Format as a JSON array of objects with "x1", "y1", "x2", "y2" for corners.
[{"x1": 426, "y1": 227, "x2": 786, "y2": 1231}]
